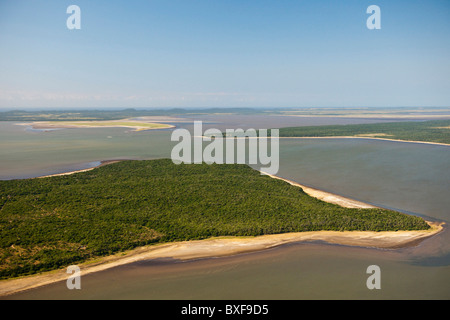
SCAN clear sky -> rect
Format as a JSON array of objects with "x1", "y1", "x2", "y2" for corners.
[{"x1": 0, "y1": 0, "x2": 449, "y2": 109}]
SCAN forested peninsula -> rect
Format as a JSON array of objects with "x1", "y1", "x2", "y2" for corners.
[
  {"x1": 0, "y1": 159, "x2": 430, "y2": 279},
  {"x1": 275, "y1": 119, "x2": 450, "y2": 145}
]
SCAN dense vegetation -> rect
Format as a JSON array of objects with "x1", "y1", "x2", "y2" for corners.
[
  {"x1": 275, "y1": 120, "x2": 450, "y2": 144},
  {"x1": 0, "y1": 159, "x2": 429, "y2": 279},
  {"x1": 0, "y1": 108, "x2": 260, "y2": 121}
]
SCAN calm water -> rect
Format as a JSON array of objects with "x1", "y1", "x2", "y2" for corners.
[{"x1": 1, "y1": 116, "x2": 449, "y2": 299}]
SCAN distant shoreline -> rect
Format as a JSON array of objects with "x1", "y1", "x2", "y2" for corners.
[
  {"x1": 36, "y1": 160, "x2": 123, "y2": 179},
  {"x1": 201, "y1": 135, "x2": 450, "y2": 147},
  {"x1": 277, "y1": 136, "x2": 450, "y2": 147},
  {"x1": 0, "y1": 159, "x2": 444, "y2": 297}
]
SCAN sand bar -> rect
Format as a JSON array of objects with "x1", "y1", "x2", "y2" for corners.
[
  {"x1": 17, "y1": 118, "x2": 175, "y2": 132},
  {"x1": 0, "y1": 220, "x2": 443, "y2": 297}
]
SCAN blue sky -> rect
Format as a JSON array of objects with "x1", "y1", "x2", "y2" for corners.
[{"x1": 0, "y1": 0, "x2": 449, "y2": 109}]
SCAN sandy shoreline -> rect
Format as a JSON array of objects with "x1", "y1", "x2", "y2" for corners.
[
  {"x1": 0, "y1": 221, "x2": 444, "y2": 297},
  {"x1": 262, "y1": 172, "x2": 378, "y2": 209},
  {"x1": 36, "y1": 160, "x2": 123, "y2": 179},
  {"x1": 278, "y1": 113, "x2": 450, "y2": 119},
  {"x1": 277, "y1": 136, "x2": 450, "y2": 147},
  {"x1": 199, "y1": 135, "x2": 450, "y2": 147},
  {"x1": 0, "y1": 160, "x2": 445, "y2": 297}
]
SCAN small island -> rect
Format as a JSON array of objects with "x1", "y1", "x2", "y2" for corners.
[
  {"x1": 0, "y1": 159, "x2": 441, "y2": 284},
  {"x1": 17, "y1": 118, "x2": 174, "y2": 132}
]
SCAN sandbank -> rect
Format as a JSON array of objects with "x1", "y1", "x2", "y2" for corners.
[{"x1": 17, "y1": 119, "x2": 175, "y2": 132}]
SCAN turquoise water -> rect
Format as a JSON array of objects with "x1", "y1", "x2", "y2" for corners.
[{"x1": 1, "y1": 119, "x2": 449, "y2": 299}]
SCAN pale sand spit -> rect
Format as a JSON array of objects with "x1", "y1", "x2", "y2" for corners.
[
  {"x1": 0, "y1": 221, "x2": 443, "y2": 297},
  {"x1": 261, "y1": 172, "x2": 377, "y2": 209},
  {"x1": 277, "y1": 136, "x2": 450, "y2": 147},
  {"x1": 16, "y1": 119, "x2": 175, "y2": 132}
]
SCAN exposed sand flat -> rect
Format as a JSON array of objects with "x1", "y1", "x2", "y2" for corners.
[
  {"x1": 0, "y1": 221, "x2": 443, "y2": 297},
  {"x1": 16, "y1": 119, "x2": 175, "y2": 132}
]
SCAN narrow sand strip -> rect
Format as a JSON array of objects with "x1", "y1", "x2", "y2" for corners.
[
  {"x1": 278, "y1": 136, "x2": 450, "y2": 147},
  {"x1": 36, "y1": 160, "x2": 122, "y2": 179},
  {"x1": 197, "y1": 135, "x2": 450, "y2": 147},
  {"x1": 262, "y1": 172, "x2": 377, "y2": 209},
  {"x1": 0, "y1": 221, "x2": 443, "y2": 297}
]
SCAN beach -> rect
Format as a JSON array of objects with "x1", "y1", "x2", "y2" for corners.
[
  {"x1": 0, "y1": 220, "x2": 443, "y2": 297},
  {"x1": 36, "y1": 160, "x2": 123, "y2": 179},
  {"x1": 262, "y1": 172, "x2": 378, "y2": 209}
]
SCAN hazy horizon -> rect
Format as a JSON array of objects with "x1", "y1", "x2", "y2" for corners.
[{"x1": 2, "y1": 106, "x2": 450, "y2": 112}]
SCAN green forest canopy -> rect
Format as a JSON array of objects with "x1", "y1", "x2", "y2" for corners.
[
  {"x1": 275, "y1": 119, "x2": 450, "y2": 145},
  {"x1": 0, "y1": 159, "x2": 429, "y2": 279}
]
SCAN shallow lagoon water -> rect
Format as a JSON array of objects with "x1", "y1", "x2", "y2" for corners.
[{"x1": 0, "y1": 117, "x2": 449, "y2": 299}]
